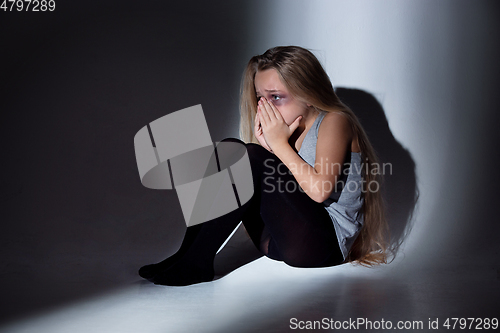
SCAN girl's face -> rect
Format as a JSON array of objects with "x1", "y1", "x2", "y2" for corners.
[{"x1": 254, "y1": 69, "x2": 309, "y2": 125}]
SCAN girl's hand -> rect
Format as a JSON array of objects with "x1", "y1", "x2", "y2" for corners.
[
  {"x1": 257, "y1": 97, "x2": 302, "y2": 151},
  {"x1": 254, "y1": 111, "x2": 273, "y2": 152}
]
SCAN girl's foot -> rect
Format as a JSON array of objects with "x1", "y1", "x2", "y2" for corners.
[
  {"x1": 150, "y1": 260, "x2": 215, "y2": 286},
  {"x1": 138, "y1": 254, "x2": 181, "y2": 280},
  {"x1": 139, "y1": 224, "x2": 204, "y2": 280}
]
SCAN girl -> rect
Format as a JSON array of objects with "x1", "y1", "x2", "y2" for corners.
[{"x1": 139, "y1": 46, "x2": 390, "y2": 286}]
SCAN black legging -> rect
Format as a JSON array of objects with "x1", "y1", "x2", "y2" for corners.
[
  {"x1": 143, "y1": 138, "x2": 344, "y2": 285},
  {"x1": 229, "y1": 138, "x2": 343, "y2": 268}
]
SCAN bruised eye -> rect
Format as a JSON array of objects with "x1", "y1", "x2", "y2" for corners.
[{"x1": 271, "y1": 95, "x2": 281, "y2": 101}]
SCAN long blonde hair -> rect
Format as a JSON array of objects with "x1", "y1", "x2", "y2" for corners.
[{"x1": 239, "y1": 46, "x2": 391, "y2": 266}]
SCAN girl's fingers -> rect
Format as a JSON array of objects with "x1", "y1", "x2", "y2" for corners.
[
  {"x1": 261, "y1": 98, "x2": 284, "y2": 124},
  {"x1": 258, "y1": 101, "x2": 270, "y2": 124},
  {"x1": 266, "y1": 99, "x2": 283, "y2": 121},
  {"x1": 257, "y1": 105, "x2": 265, "y2": 127},
  {"x1": 260, "y1": 98, "x2": 276, "y2": 120},
  {"x1": 255, "y1": 113, "x2": 263, "y2": 134}
]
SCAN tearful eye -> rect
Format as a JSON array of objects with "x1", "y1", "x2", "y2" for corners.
[{"x1": 272, "y1": 95, "x2": 281, "y2": 101}]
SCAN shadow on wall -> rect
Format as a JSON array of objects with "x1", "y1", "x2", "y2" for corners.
[{"x1": 335, "y1": 88, "x2": 419, "y2": 256}]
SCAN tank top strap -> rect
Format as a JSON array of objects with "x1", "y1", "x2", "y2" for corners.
[
  {"x1": 312, "y1": 110, "x2": 327, "y2": 137},
  {"x1": 298, "y1": 111, "x2": 327, "y2": 167}
]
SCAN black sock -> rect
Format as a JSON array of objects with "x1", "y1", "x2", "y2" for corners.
[
  {"x1": 138, "y1": 224, "x2": 203, "y2": 280},
  {"x1": 151, "y1": 204, "x2": 246, "y2": 286}
]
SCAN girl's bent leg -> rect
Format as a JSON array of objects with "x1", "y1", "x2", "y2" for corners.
[
  {"x1": 146, "y1": 138, "x2": 343, "y2": 286},
  {"x1": 149, "y1": 138, "x2": 254, "y2": 286},
  {"x1": 242, "y1": 143, "x2": 344, "y2": 268}
]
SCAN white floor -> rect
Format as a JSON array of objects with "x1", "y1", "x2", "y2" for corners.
[{"x1": 1, "y1": 255, "x2": 498, "y2": 333}]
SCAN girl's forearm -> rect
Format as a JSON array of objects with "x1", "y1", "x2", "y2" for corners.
[{"x1": 271, "y1": 142, "x2": 337, "y2": 203}]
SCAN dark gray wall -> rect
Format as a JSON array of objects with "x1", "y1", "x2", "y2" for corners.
[{"x1": 0, "y1": 0, "x2": 257, "y2": 322}]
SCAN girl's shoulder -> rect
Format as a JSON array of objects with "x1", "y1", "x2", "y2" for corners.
[
  {"x1": 318, "y1": 111, "x2": 352, "y2": 137},
  {"x1": 318, "y1": 111, "x2": 360, "y2": 153}
]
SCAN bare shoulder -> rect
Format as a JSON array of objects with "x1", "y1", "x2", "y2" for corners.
[
  {"x1": 318, "y1": 111, "x2": 353, "y2": 139},
  {"x1": 319, "y1": 111, "x2": 362, "y2": 153}
]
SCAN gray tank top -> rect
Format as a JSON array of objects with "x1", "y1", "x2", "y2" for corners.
[{"x1": 298, "y1": 111, "x2": 364, "y2": 260}]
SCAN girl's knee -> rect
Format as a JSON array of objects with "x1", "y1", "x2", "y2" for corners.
[
  {"x1": 220, "y1": 137, "x2": 244, "y2": 144},
  {"x1": 245, "y1": 142, "x2": 267, "y2": 155},
  {"x1": 219, "y1": 139, "x2": 268, "y2": 161}
]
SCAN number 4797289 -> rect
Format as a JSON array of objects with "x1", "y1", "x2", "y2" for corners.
[{"x1": 1, "y1": 0, "x2": 55, "y2": 11}]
